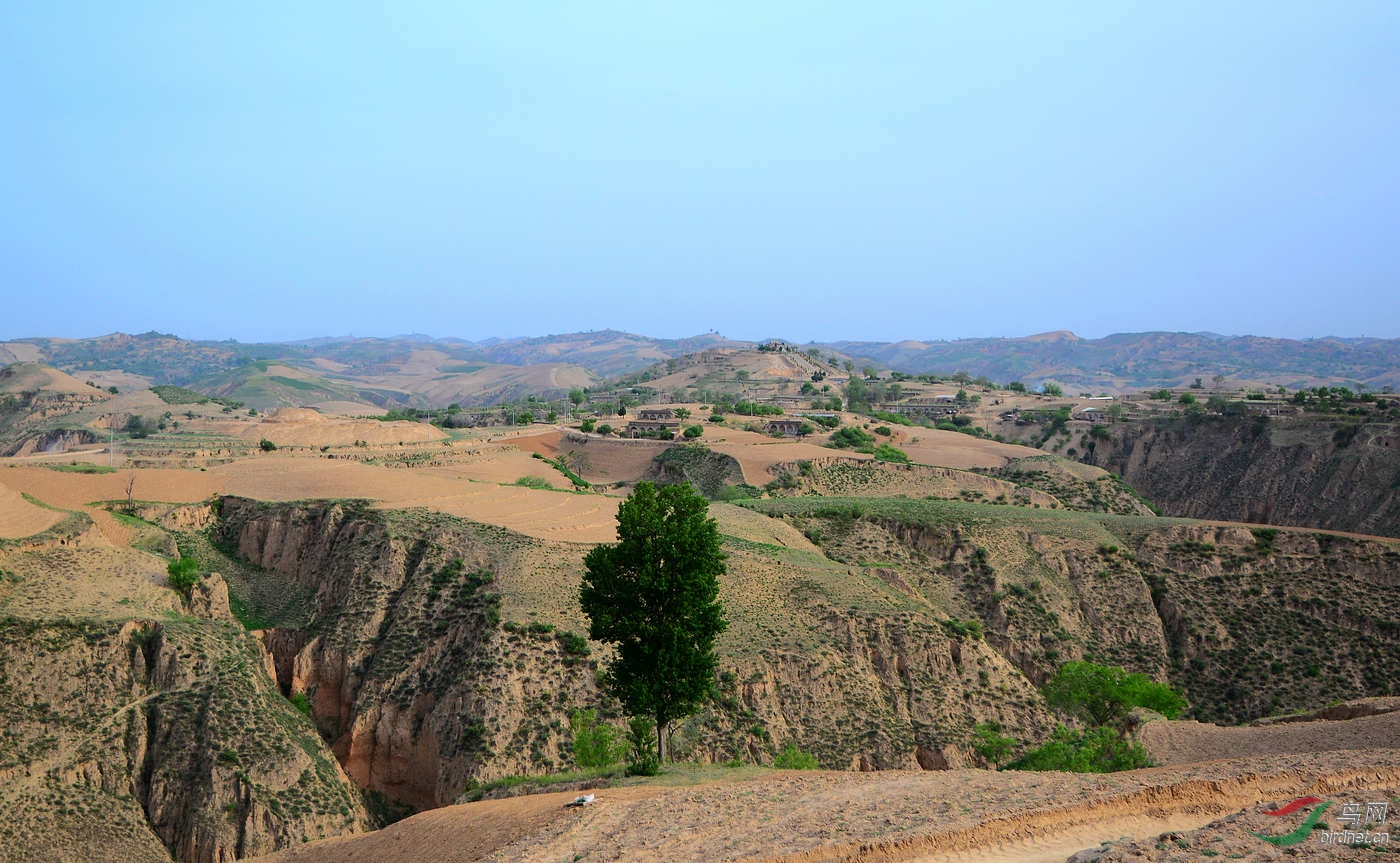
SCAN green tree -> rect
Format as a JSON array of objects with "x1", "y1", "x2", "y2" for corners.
[
  {"x1": 1042, "y1": 661, "x2": 1185, "y2": 732},
  {"x1": 971, "y1": 721, "x2": 1018, "y2": 767},
  {"x1": 166, "y1": 556, "x2": 199, "y2": 598},
  {"x1": 580, "y1": 482, "x2": 727, "y2": 763}
]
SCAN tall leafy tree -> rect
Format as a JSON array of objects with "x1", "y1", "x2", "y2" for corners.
[
  {"x1": 580, "y1": 482, "x2": 727, "y2": 762},
  {"x1": 1042, "y1": 661, "x2": 1186, "y2": 732}
]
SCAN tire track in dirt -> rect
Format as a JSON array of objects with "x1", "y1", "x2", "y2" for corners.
[{"x1": 757, "y1": 759, "x2": 1400, "y2": 863}]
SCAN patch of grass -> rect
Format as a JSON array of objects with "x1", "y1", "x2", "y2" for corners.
[
  {"x1": 45, "y1": 462, "x2": 116, "y2": 474},
  {"x1": 514, "y1": 475, "x2": 553, "y2": 490}
]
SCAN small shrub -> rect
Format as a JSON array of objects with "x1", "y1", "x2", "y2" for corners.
[
  {"x1": 1007, "y1": 725, "x2": 1152, "y2": 773},
  {"x1": 259, "y1": 438, "x2": 277, "y2": 451},
  {"x1": 570, "y1": 709, "x2": 628, "y2": 768},
  {"x1": 166, "y1": 556, "x2": 199, "y2": 597},
  {"x1": 683, "y1": 424, "x2": 703, "y2": 439},
  {"x1": 941, "y1": 618, "x2": 984, "y2": 640},
  {"x1": 288, "y1": 692, "x2": 312, "y2": 716},
  {"x1": 625, "y1": 717, "x2": 659, "y2": 776},
  {"x1": 515, "y1": 475, "x2": 552, "y2": 490},
  {"x1": 871, "y1": 443, "x2": 910, "y2": 463},
  {"x1": 773, "y1": 742, "x2": 820, "y2": 770},
  {"x1": 557, "y1": 630, "x2": 589, "y2": 657}
]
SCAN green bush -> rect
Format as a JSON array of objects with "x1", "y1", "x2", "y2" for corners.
[
  {"x1": 259, "y1": 438, "x2": 277, "y2": 451},
  {"x1": 570, "y1": 709, "x2": 628, "y2": 768},
  {"x1": 773, "y1": 742, "x2": 820, "y2": 769},
  {"x1": 683, "y1": 424, "x2": 703, "y2": 439},
  {"x1": 941, "y1": 618, "x2": 984, "y2": 640},
  {"x1": 580, "y1": 418, "x2": 596, "y2": 433},
  {"x1": 557, "y1": 630, "x2": 590, "y2": 656},
  {"x1": 288, "y1": 692, "x2": 312, "y2": 716},
  {"x1": 514, "y1": 475, "x2": 552, "y2": 489},
  {"x1": 166, "y1": 556, "x2": 199, "y2": 597},
  {"x1": 871, "y1": 443, "x2": 909, "y2": 463},
  {"x1": 625, "y1": 717, "x2": 659, "y2": 776},
  {"x1": 1007, "y1": 725, "x2": 1152, "y2": 773},
  {"x1": 828, "y1": 426, "x2": 876, "y2": 449},
  {"x1": 971, "y1": 721, "x2": 1018, "y2": 767}
]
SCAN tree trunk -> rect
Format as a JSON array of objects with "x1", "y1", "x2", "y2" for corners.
[{"x1": 657, "y1": 717, "x2": 667, "y2": 763}]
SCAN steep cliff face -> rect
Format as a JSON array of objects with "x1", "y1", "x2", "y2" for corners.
[
  {"x1": 1135, "y1": 523, "x2": 1400, "y2": 723},
  {"x1": 751, "y1": 497, "x2": 1400, "y2": 727},
  {"x1": 213, "y1": 498, "x2": 599, "y2": 811},
  {"x1": 1091, "y1": 416, "x2": 1400, "y2": 537},
  {"x1": 0, "y1": 616, "x2": 368, "y2": 863}
]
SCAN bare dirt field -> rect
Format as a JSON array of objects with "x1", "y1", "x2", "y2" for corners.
[
  {"x1": 0, "y1": 476, "x2": 63, "y2": 538},
  {"x1": 3, "y1": 445, "x2": 623, "y2": 545},
  {"x1": 252, "y1": 734, "x2": 1400, "y2": 863},
  {"x1": 217, "y1": 408, "x2": 447, "y2": 447},
  {"x1": 1139, "y1": 702, "x2": 1400, "y2": 766},
  {"x1": 891, "y1": 429, "x2": 1046, "y2": 470}
]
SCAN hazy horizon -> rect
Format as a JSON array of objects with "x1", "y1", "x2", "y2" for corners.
[{"x1": 5, "y1": 326, "x2": 1398, "y2": 348}]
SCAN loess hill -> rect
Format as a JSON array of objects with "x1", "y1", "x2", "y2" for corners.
[{"x1": 2, "y1": 341, "x2": 1399, "y2": 862}]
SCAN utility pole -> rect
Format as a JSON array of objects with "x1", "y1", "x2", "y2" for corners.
[{"x1": 109, "y1": 415, "x2": 114, "y2": 467}]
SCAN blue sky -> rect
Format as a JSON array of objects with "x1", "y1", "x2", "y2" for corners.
[{"x1": 2, "y1": 2, "x2": 1396, "y2": 343}]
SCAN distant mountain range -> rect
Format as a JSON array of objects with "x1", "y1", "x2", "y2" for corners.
[
  {"x1": 827, "y1": 331, "x2": 1400, "y2": 391},
  {"x1": 1, "y1": 329, "x2": 1395, "y2": 408}
]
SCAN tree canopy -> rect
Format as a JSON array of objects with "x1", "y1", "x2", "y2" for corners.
[
  {"x1": 1042, "y1": 661, "x2": 1186, "y2": 730},
  {"x1": 579, "y1": 482, "x2": 727, "y2": 762}
]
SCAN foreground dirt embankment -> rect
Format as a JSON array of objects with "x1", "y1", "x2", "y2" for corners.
[{"x1": 253, "y1": 749, "x2": 1400, "y2": 863}]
